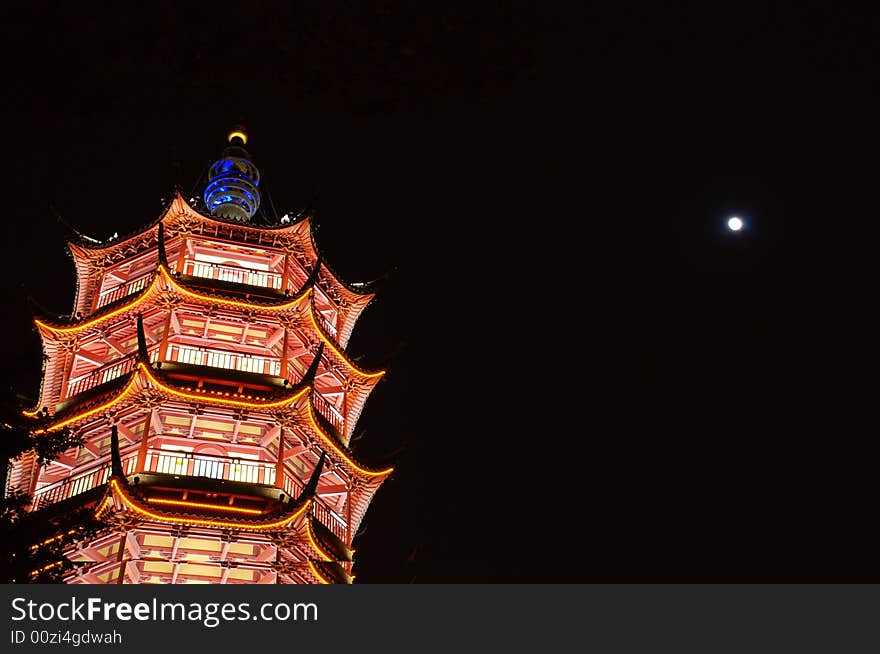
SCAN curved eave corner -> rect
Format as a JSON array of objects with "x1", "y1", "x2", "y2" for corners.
[
  {"x1": 305, "y1": 515, "x2": 354, "y2": 563},
  {"x1": 308, "y1": 293, "x2": 386, "y2": 382},
  {"x1": 308, "y1": 559, "x2": 354, "y2": 584},
  {"x1": 34, "y1": 270, "x2": 162, "y2": 334},
  {"x1": 303, "y1": 389, "x2": 394, "y2": 482}
]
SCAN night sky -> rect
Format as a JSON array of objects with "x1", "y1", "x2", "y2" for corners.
[{"x1": 3, "y1": 4, "x2": 876, "y2": 582}]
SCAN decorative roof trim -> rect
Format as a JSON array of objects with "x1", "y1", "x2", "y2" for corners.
[
  {"x1": 33, "y1": 261, "x2": 318, "y2": 332},
  {"x1": 42, "y1": 363, "x2": 391, "y2": 479},
  {"x1": 69, "y1": 192, "x2": 311, "y2": 253},
  {"x1": 42, "y1": 364, "x2": 309, "y2": 431},
  {"x1": 96, "y1": 478, "x2": 311, "y2": 531}
]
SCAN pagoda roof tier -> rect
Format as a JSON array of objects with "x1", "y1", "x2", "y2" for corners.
[
  {"x1": 32, "y1": 266, "x2": 384, "y2": 423},
  {"x1": 44, "y1": 357, "x2": 313, "y2": 431},
  {"x1": 35, "y1": 265, "x2": 383, "y2": 377},
  {"x1": 38, "y1": 361, "x2": 391, "y2": 536},
  {"x1": 40, "y1": 362, "x2": 393, "y2": 486},
  {"x1": 75, "y1": 192, "x2": 378, "y2": 296},
  {"x1": 34, "y1": 264, "x2": 314, "y2": 333},
  {"x1": 65, "y1": 193, "x2": 375, "y2": 317},
  {"x1": 95, "y1": 477, "x2": 313, "y2": 533}
]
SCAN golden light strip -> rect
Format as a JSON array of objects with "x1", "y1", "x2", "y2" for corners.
[
  {"x1": 146, "y1": 497, "x2": 265, "y2": 515},
  {"x1": 104, "y1": 479, "x2": 310, "y2": 531},
  {"x1": 43, "y1": 360, "x2": 309, "y2": 431},
  {"x1": 307, "y1": 299, "x2": 385, "y2": 379},
  {"x1": 30, "y1": 560, "x2": 63, "y2": 576},
  {"x1": 29, "y1": 529, "x2": 78, "y2": 550},
  {"x1": 34, "y1": 275, "x2": 160, "y2": 334},
  {"x1": 157, "y1": 266, "x2": 308, "y2": 312},
  {"x1": 305, "y1": 518, "x2": 333, "y2": 562},
  {"x1": 138, "y1": 363, "x2": 309, "y2": 408},
  {"x1": 144, "y1": 358, "x2": 391, "y2": 475},
  {"x1": 228, "y1": 130, "x2": 248, "y2": 144},
  {"x1": 94, "y1": 493, "x2": 113, "y2": 518},
  {"x1": 307, "y1": 560, "x2": 332, "y2": 584},
  {"x1": 305, "y1": 401, "x2": 394, "y2": 478},
  {"x1": 34, "y1": 264, "x2": 311, "y2": 337}
]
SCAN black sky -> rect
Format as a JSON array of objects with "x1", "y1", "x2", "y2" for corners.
[{"x1": 2, "y1": 3, "x2": 877, "y2": 582}]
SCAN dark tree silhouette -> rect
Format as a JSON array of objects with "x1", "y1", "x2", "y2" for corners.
[{"x1": 0, "y1": 391, "x2": 104, "y2": 583}]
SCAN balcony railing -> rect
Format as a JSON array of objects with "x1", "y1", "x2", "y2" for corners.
[
  {"x1": 32, "y1": 453, "x2": 138, "y2": 509},
  {"x1": 144, "y1": 449, "x2": 276, "y2": 485},
  {"x1": 313, "y1": 392, "x2": 344, "y2": 434},
  {"x1": 64, "y1": 343, "x2": 278, "y2": 402},
  {"x1": 65, "y1": 349, "x2": 160, "y2": 400},
  {"x1": 165, "y1": 344, "x2": 281, "y2": 376},
  {"x1": 96, "y1": 272, "x2": 153, "y2": 309},
  {"x1": 183, "y1": 260, "x2": 282, "y2": 290}
]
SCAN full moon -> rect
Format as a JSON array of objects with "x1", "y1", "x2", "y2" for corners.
[{"x1": 727, "y1": 216, "x2": 744, "y2": 232}]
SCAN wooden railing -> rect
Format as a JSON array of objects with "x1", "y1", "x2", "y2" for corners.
[
  {"x1": 143, "y1": 449, "x2": 276, "y2": 485},
  {"x1": 96, "y1": 272, "x2": 153, "y2": 309},
  {"x1": 32, "y1": 453, "x2": 138, "y2": 509},
  {"x1": 182, "y1": 260, "x2": 282, "y2": 290},
  {"x1": 165, "y1": 344, "x2": 281, "y2": 376},
  {"x1": 64, "y1": 341, "x2": 280, "y2": 402}
]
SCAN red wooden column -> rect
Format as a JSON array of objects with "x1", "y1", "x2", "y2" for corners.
[
  {"x1": 275, "y1": 427, "x2": 285, "y2": 492},
  {"x1": 159, "y1": 309, "x2": 174, "y2": 361},
  {"x1": 176, "y1": 234, "x2": 189, "y2": 273},
  {"x1": 280, "y1": 328, "x2": 289, "y2": 380},
  {"x1": 281, "y1": 253, "x2": 290, "y2": 293},
  {"x1": 135, "y1": 411, "x2": 153, "y2": 473}
]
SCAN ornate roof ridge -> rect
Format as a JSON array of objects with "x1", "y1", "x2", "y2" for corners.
[
  {"x1": 63, "y1": 201, "x2": 167, "y2": 250},
  {"x1": 320, "y1": 260, "x2": 381, "y2": 297},
  {"x1": 42, "y1": 360, "x2": 317, "y2": 431},
  {"x1": 68, "y1": 192, "x2": 311, "y2": 253}
]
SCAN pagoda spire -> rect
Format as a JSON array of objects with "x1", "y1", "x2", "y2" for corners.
[{"x1": 203, "y1": 125, "x2": 261, "y2": 221}]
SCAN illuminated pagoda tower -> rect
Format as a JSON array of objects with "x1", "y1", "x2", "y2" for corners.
[{"x1": 9, "y1": 127, "x2": 392, "y2": 584}]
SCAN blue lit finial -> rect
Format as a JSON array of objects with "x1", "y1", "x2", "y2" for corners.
[{"x1": 203, "y1": 125, "x2": 261, "y2": 221}]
